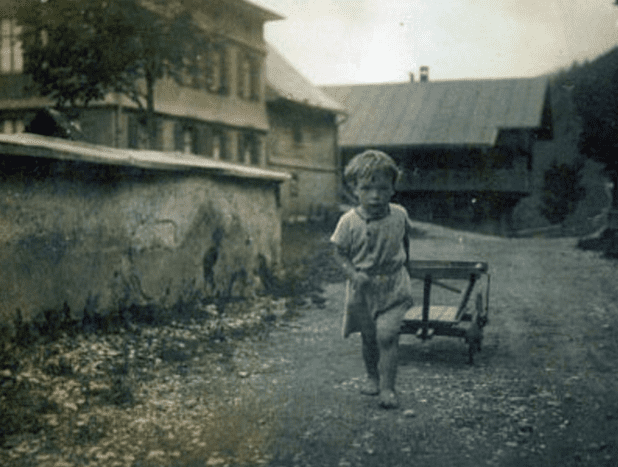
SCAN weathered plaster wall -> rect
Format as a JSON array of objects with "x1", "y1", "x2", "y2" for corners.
[
  {"x1": 0, "y1": 156, "x2": 282, "y2": 326},
  {"x1": 266, "y1": 103, "x2": 339, "y2": 218}
]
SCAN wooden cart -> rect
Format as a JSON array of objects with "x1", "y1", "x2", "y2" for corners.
[{"x1": 400, "y1": 260, "x2": 490, "y2": 364}]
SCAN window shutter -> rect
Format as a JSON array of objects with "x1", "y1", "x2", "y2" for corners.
[
  {"x1": 192, "y1": 127, "x2": 201, "y2": 155},
  {"x1": 174, "y1": 121, "x2": 184, "y2": 152},
  {"x1": 237, "y1": 133, "x2": 244, "y2": 163},
  {"x1": 237, "y1": 51, "x2": 244, "y2": 97},
  {"x1": 196, "y1": 126, "x2": 208, "y2": 156},
  {"x1": 250, "y1": 57, "x2": 260, "y2": 101},
  {"x1": 153, "y1": 118, "x2": 163, "y2": 151},
  {"x1": 219, "y1": 45, "x2": 228, "y2": 95},
  {"x1": 220, "y1": 132, "x2": 228, "y2": 160},
  {"x1": 128, "y1": 114, "x2": 138, "y2": 149}
]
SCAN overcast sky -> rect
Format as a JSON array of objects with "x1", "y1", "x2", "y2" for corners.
[{"x1": 254, "y1": 0, "x2": 618, "y2": 85}]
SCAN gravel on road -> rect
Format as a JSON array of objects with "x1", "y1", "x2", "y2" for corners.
[{"x1": 1, "y1": 221, "x2": 616, "y2": 467}]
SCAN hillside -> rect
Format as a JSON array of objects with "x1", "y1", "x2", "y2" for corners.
[{"x1": 512, "y1": 46, "x2": 618, "y2": 236}]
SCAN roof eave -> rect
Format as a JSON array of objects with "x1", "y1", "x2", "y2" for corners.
[
  {"x1": 229, "y1": 0, "x2": 284, "y2": 21},
  {"x1": 265, "y1": 88, "x2": 348, "y2": 115},
  {"x1": 0, "y1": 133, "x2": 290, "y2": 182}
]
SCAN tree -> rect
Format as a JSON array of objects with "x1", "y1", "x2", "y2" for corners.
[
  {"x1": 566, "y1": 52, "x2": 618, "y2": 208},
  {"x1": 17, "y1": 0, "x2": 200, "y2": 148},
  {"x1": 540, "y1": 160, "x2": 585, "y2": 225}
]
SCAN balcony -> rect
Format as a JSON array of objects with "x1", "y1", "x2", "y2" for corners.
[{"x1": 396, "y1": 166, "x2": 531, "y2": 195}]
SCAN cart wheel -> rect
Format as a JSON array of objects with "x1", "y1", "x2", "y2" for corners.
[{"x1": 467, "y1": 292, "x2": 486, "y2": 364}]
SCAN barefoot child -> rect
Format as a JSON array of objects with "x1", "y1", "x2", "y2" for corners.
[{"x1": 331, "y1": 150, "x2": 415, "y2": 409}]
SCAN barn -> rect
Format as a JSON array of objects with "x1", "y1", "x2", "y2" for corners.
[{"x1": 322, "y1": 74, "x2": 553, "y2": 234}]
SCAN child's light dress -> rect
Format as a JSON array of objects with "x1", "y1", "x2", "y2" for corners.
[{"x1": 330, "y1": 203, "x2": 414, "y2": 338}]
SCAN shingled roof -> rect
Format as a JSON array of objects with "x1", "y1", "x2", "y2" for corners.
[
  {"x1": 265, "y1": 44, "x2": 346, "y2": 114},
  {"x1": 321, "y1": 77, "x2": 550, "y2": 147}
]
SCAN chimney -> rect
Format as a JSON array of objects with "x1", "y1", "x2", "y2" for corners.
[
  {"x1": 409, "y1": 72, "x2": 414, "y2": 82},
  {"x1": 420, "y1": 66, "x2": 429, "y2": 82}
]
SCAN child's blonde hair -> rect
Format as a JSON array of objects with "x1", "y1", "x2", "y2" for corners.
[{"x1": 343, "y1": 150, "x2": 401, "y2": 188}]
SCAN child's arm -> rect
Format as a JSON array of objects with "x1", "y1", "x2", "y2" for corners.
[
  {"x1": 403, "y1": 216, "x2": 417, "y2": 274},
  {"x1": 331, "y1": 243, "x2": 370, "y2": 287},
  {"x1": 404, "y1": 216, "x2": 418, "y2": 240}
]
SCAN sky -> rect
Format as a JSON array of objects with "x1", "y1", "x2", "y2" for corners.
[{"x1": 253, "y1": 0, "x2": 618, "y2": 85}]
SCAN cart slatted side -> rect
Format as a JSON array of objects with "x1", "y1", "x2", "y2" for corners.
[
  {"x1": 406, "y1": 260, "x2": 488, "y2": 280},
  {"x1": 401, "y1": 260, "x2": 490, "y2": 364},
  {"x1": 404, "y1": 305, "x2": 459, "y2": 322}
]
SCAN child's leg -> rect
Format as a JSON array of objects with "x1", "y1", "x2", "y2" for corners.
[
  {"x1": 360, "y1": 330, "x2": 379, "y2": 394},
  {"x1": 375, "y1": 311, "x2": 403, "y2": 408},
  {"x1": 377, "y1": 331, "x2": 399, "y2": 392}
]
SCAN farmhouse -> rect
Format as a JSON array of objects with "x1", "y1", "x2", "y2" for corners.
[
  {"x1": 0, "y1": 0, "x2": 282, "y2": 159},
  {"x1": 0, "y1": 0, "x2": 344, "y2": 220},
  {"x1": 322, "y1": 73, "x2": 553, "y2": 234}
]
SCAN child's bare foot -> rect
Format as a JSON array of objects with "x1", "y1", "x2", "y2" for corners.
[
  {"x1": 378, "y1": 390, "x2": 399, "y2": 409},
  {"x1": 359, "y1": 378, "x2": 379, "y2": 396}
]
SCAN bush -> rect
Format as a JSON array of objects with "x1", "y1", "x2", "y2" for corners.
[{"x1": 541, "y1": 160, "x2": 586, "y2": 225}]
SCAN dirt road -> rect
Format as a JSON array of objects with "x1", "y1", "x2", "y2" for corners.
[
  {"x1": 2, "y1": 222, "x2": 617, "y2": 467},
  {"x1": 236, "y1": 223, "x2": 618, "y2": 467}
]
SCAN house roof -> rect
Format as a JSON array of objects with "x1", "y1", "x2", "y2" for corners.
[
  {"x1": 230, "y1": 0, "x2": 284, "y2": 21},
  {"x1": 0, "y1": 133, "x2": 290, "y2": 182},
  {"x1": 321, "y1": 77, "x2": 550, "y2": 147},
  {"x1": 265, "y1": 44, "x2": 346, "y2": 114}
]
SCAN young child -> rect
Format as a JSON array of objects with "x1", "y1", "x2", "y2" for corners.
[{"x1": 330, "y1": 150, "x2": 415, "y2": 409}]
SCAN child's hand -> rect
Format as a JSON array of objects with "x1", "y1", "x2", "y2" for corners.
[{"x1": 352, "y1": 271, "x2": 370, "y2": 287}]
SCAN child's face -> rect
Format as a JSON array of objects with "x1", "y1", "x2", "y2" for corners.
[{"x1": 353, "y1": 171, "x2": 395, "y2": 219}]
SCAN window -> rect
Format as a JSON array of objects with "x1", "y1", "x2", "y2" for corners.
[
  {"x1": 183, "y1": 128, "x2": 194, "y2": 153},
  {"x1": 237, "y1": 53, "x2": 248, "y2": 99},
  {"x1": 237, "y1": 133, "x2": 246, "y2": 163},
  {"x1": 206, "y1": 47, "x2": 225, "y2": 94},
  {"x1": 180, "y1": 43, "x2": 227, "y2": 95},
  {"x1": 194, "y1": 54, "x2": 207, "y2": 89},
  {"x1": 211, "y1": 128, "x2": 228, "y2": 160},
  {"x1": 212, "y1": 134, "x2": 221, "y2": 159},
  {"x1": 289, "y1": 173, "x2": 299, "y2": 197},
  {"x1": 248, "y1": 135, "x2": 260, "y2": 165},
  {"x1": 237, "y1": 51, "x2": 260, "y2": 101},
  {"x1": 249, "y1": 57, "x2": 260, "y2": 101},
  {"x1": 1, "y1": 119, "x2": 24, "y2": 134},
  {"x1": 181, "y1": 56, "x2": 194, "y2": 87},
  {"x1": 237, "y1": 132, "x2": 259, "y2": 165},
  {"x1": 1, "y1": 19, "x2": 23, "y2": 74},
  {"x1": 174, "y1": 122, "x2": 199, "y2": 154},
  {"x1": 128, "y1": 115, "x2": 149, "y2": 149},
  {"x1": 293, "y1": 120, "x2": 303, "y2": 144}
]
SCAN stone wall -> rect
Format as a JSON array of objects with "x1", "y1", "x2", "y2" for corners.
[{"x1": 0, "y1": 152, "x2": 284, "y2": 330}]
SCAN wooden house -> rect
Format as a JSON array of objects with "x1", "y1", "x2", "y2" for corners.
[
  {"x1": 0, "y1": 0, "x2": 345, "y2": 220},
  {"x1": 0, "y1": 0, "x2": 282, "y2": 165},
  {"x1": 264, "y1": 44, "x2": 346, "y2": 221},
  {"x1": 322, "y1": 74, "x2": 553, "y2": 234}
]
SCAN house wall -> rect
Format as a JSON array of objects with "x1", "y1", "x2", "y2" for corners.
[
  {"x1": 266, "y1": 102, "x2": 339, "y2": 219},
  {"x1": 0, "y1": 154, "x2": 282, "y2": 330},
  {"x1": 0, "y1": 0, "x2": 272, "y2": 147}
]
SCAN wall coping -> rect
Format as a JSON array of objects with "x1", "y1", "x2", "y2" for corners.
[{"x1": 0, "y1": 133, "x2": 290, "y2": 182}]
